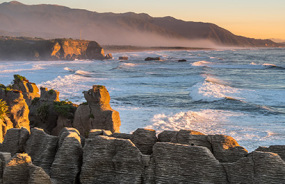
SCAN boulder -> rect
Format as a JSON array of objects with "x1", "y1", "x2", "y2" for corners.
[
  {"x1": 223, "y1": 151, "x2": 285, "y2": 183},
  {"x1": 2, "y1": 153, "x2": 51, "y2": 184},
  {"x1": 171, "y1": 129, "x2": 212, "y2": 151},
  {"x1": 73, "y1": 85, "x2": 121, "y2": 136},
  {"x1": 256, "y1": 145, "x2": 285, "y2": 161},
  {"x1": 130, "y1": 128, "x2": 157, "y2": 155},
  {"x1": 178, "y1": 59, "x2": 187, "y2": 62},
  {"x1": 50, "y1": 128, "x2": 83, "y2": 184},
  {"x1": 105, "y1": 53, "x2": 113, "y2": 59},
  {"x1": 208, "y1": 134, "x2": 248, "y2": 162},
  {"x1": 80, "y1": 136, "x2": 144, "y2": 184},
  {"x1": 85, "y1": 41, "x2": 105, "y2": 60},
  {"x1": 151, "y1": 142, "x2": 228, "y2": 183},
  {"x1": 157, "y1": 130, "x2": 177, "y2": 142},
  {"x1": 24, "y1": 128, "x2": 58, "y2": 175},
  {"x1": 145, "y1": 57, "x2": 160, "y2": 61},
  {"x1": 0, "y1": 128, "x2": 29, "y2": 156}
]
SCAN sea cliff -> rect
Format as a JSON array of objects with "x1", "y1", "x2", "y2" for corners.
[{"x1": 0, "y1": 37, "x2": 105, "y2": 61}]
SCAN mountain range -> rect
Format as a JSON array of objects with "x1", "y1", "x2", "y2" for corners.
[{"x1": 0, "y1": 1, "x2": 282, "y2": 47}]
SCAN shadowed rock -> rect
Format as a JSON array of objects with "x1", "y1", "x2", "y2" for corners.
[
  {"x1": 24, "y1": 128, "x2": 58, "y2": 175},
  {"x1": 50, "y1": 128, "x2": 83, "y2": 184},
  {"x1": 256, "y1": 145, "x2": 285, "y2": 161},
  {"x1": 0, "y1": 152, "x2": 11, "y2": 182},
  {"x1": 157, "y1": 130, "x2": 177, "y2": 142},
  {"x1": 130, "y1": 128, "x2": 157, "y2": 155},
  {"x1": 73, "y1": 85, "x2": 121, "y2": 136},
  {"x1": 145, "y1": 57, "x2": 160, "y2": 61},
  {"x1": 80, "y1": 136, "x2": 144, "y2": 184},
  {"x1": 3, "y1": 153, "x2": 51, "y2": 184},
  {"x1": 0, "y1": 128, "x2": 29, "y2": 156},
  {"x1": 208, "y1": 134, "x2": 248, "y2": 163},
  {"x1": 111, "y1": 133, "x2": 132, "y2": 140},
  {"x1": 150, "y1": 142, "x2": 228, "y2": 183},
  {"x1": 223, "y1": 151, "x2": 285, "y2": 183},
  {"x1": 0, "y1": 115, "x2": 13, "y2": 143}
]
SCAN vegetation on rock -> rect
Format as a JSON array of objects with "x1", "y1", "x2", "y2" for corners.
[
  {"x1": 54, "y1": 101, "x2": 76, "y2": 119},
  {"x1": 36, "y1": 103, "x2": 50, "y2": 121},
  {"x1": 13, "y1": 74, "x2": 27, "y2": 82},
  {"x1": 48, "y1": 89, "x2": 56, "y2": 95},
  {"x1": 0, "y1": 99, "x2": 8, "y2": 120},
  {"x1": 31, "y1": 97, "x2": 40, "y2": 105}
]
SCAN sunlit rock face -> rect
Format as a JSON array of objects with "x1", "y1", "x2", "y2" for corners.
[{"x1": 73, "y1": 85, "x2": 121, "y2": 136}]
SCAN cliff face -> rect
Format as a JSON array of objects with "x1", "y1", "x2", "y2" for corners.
[{"x1": 0, "y1": 37, "x2": 105, "y2": 61}]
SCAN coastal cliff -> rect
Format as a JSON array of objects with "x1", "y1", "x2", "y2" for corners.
[
  {"x1": 1, "y1": 75, "x2": 285, "y2": 183},
  {"x1": 0, "y1": 37, "x2": 105, "y2": 61}
]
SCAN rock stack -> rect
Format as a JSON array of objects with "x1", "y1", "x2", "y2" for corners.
[{"x1": 0, "y1": 127, "x2": 284, "y2": 183}]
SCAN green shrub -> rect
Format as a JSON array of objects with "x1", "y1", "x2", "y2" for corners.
[
  {"x1": 36, "y1": 103, "x2": 50, "y2": 121},
  {"x1": 80, "y1": 102, "x2": 88, "y2": 105},
  {"x1": 48, "y1": 89, "x2": 56, "y2": 95},
  {"x1": 89, "y1": 113, "x2": 94, "y2": 119},
  {"x1": 54, "y1": 101, "x2": 76, "y2": 119},
  {"x1": 0, "y1": 84, "x2": 5, "y2": 89},
  {"x1": 31, "y1": 97, "x2": 40, "y2": 105},
  {"x1": 0, "y1": 100, "x2": 8, "y2": 120},
  {"x1": 13, "y1": 74, "x2": 27, "y2": 82}
]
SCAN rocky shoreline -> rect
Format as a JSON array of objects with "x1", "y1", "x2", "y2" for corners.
[{"x1": 0, "y1": 75, "x2": 285, "y2": 183}]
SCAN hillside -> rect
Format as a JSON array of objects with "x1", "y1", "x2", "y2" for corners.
[{"x1": 0, "y1": 1, "x2": 281, "y2": 47}]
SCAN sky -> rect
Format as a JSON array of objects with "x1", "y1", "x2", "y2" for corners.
[{"x1": 1, "y1": 0, "x2": 285, "y2": 40}]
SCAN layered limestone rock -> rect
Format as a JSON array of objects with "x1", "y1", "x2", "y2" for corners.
[
  {"x1": 223, "y1": 151, "x2": 285, "y2": 183},
  {"x1": 157, "y1": 130, "x2": 177, "y2": 142},
  {"x1": 80, "y1": 136, "x2": 144, "y2": 184},
  {"x1": 73, "y1": 85, "x2": 121, "y2": 136},
  {"x1": 24, "y1": 128, "x2": 58, "y2": 175},
  {"x1": 50, "y1": 128, "x2": 83, "y2": 184},
  {"x1": 130, "y1": 128, "x2": 157, "y2": 155},
  {"x1": 0, "y1": 115, "x2": 13, "y2": 143},
  {"x1": 0, "y1": 128, "x2": 29, "y2": 156},
  {"x1": 149, "y1": 142, "x2": 228, "y2": 183},
  {"x1": 2, "y1": 153, "x2": 51, "y2": 184},
  {"x1": 0, "y1": 152, "x2": 11, "y2": 183},
  {"x1": 12, "y1": 75, "x2": 40, "y2": 106},
  {"x1": 0, "y1": 89, "x2": 30, "y2": 131},
  {"x1": 256, "y1": 145, "x2": 285, "y2": 161}
]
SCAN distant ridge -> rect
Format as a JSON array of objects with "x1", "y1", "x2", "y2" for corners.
[{"x1": 0, "y1": 1, "x2": 282, "y2": 47}]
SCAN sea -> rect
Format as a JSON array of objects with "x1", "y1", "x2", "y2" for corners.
[{"x1": 1, "y1": 48, "x2": 285, "y2": 151}]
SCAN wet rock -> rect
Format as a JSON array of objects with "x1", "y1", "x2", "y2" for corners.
[
  {"x1": 151, "y1": 142, "x2": 228, "y2": 183},
  {"x1": 256, "y1": 145, "x2": 285, "y2": 161},
  {"x1": 50, "y1": 128, "x2": 83, "y2": 184},
  {"x1": 80, "y1": 136, "x2": 144, "y2": 184},
  {"x1": 119, "y1": 56, "x2": 128, "y2": 60},
  {"x1": 145, "y1": 57, "x2": 160, "y2": 61},
  {"x1": 0, "y1": 128, "x2": 29, "y2": 156},
  {"x1": 171, "y1": 129, "x2": 212, "y2": 150},
  {"x1": 105, "y1": 53, "x2": 113, "y2": 59},
  {"x1": 24, "y1": 128, "x2": 58, "y2": 175},
  {"x1": 208, "y1": 134, "x2": 248, "y2": 162},
  {"x1": 223, "y1": 151, "x2": 285, "y2": 183},
  {"x1": 73, "y1": 85, "x2": 121, "y2": 136},
  {"x1": 157, "y1": 130, "x2": 177, "y2": 142},
  {"x1": 130, "y1": 128, "x2": 157, "y2": 155},
  {"x1": 178, "y1": 59, "x2": 187, "y2": 62}
]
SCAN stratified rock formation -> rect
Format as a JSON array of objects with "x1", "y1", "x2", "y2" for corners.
[
  {"x1": 0, "y1": 127, "x2": 284, "y2": 183},
  {"x1": 73, "y1": 85, "x2": 121, "y2": 135},
  {"x1": 0, "y1": 37, "x2": 105, "y2": 61}
]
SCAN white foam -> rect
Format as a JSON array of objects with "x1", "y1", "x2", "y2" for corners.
[
  {"x1": 191, "y1": 60, "x2": 212, "y2": 67},
  {"x1": 64, "y1": 67, "x2": 74, "y2": 72},
  {"x1": 75, "y1": 70, "x2": 92, "y2": 76}
]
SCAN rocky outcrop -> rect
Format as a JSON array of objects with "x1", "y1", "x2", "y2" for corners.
[
  {"x1": 50, "y1": 128, "x2": 82, "y2": 184},
  {"x1": 12, "y1": 75, "x2": 40, "y2": 106},
  {"x1": 24, "y1": 128, "x2": 58, "y2": 175},
  {"x1": 256, "y1": 145, "x2": 285, "y2": 161},
  {"x1": 2, "y1": 153, "x2": 51, "y2": 184},
  {"x1": 145, "y1": 57, "x2": 160, "y2": 61},
  {"x1": 105, "y1": 53, "x2": 113, "y2": 59},
  {"x1": 0, "y1": 115, "x2": 13, "y2": 143},
  {"x1": 80, "y1": 136, "x2": 144, "y2": 184},
  {"x1": 130, "y1": 128, "x2": 157, "y2": 155},
  {"x1": 0, "y1": 38, "x2": 106, "y2": 61},
  {"x1": 0, "y1": 128, "x2": 29, "y2": 156},
  {"x1": 223, "y1": 151, "x2": 285, "y2": 183},
  {"x1": 0, "y1": 88, "x2": 30, "y2": 131},
  {"x1": 73, "y1": 85, "x2": 121, "y2": 136},
  {"x1": 149, "y1": 142, "x2": 228, "y2": 183},
  {"x1": 157, "y1": 130, "x2": 177, "y2": 142}
]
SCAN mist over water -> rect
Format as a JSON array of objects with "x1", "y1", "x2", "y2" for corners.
[{"x1": 1, "y1": 48, "x2": 285, "y2": 151}]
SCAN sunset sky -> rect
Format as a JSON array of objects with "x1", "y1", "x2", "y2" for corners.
[{"x1": 2, "y1": 0, "x2": 285, "y2": 40}]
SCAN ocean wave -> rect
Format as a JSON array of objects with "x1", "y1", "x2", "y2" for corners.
[
  {"x1": 0, "y1": 64, "x2": 44, "y2": 73},
  {"x1": 75, "y1": 70, "x2": 92, "y2": 76},
  {"x1": 191, "y1": 60, "x2": 212, "y2": 67},
  {"x1": 64, "y1": 67, "x2": 74, "y2": 72}
]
